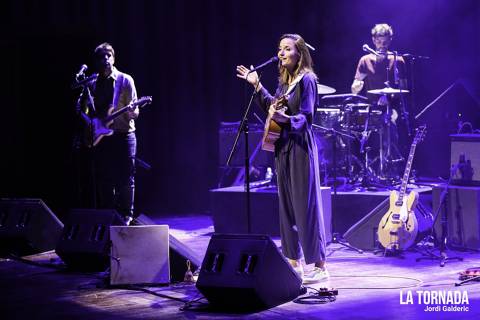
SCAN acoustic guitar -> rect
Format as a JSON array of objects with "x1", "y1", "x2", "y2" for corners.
[
  {"x1": 377, "y1": 125, "x2": 427, "y2": 251},
  {"x1": 81, "y1": 96, "x2": 152, "y2": 147},
  {"x1": 261, "y1": 95, "x2": 288, "y2": 152}
]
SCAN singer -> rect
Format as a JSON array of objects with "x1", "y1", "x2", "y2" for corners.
[
  {"x1": 236, "y1": 34, "x2": 328, "y2": 284},
  {"x1": 76, "y1": 42, "x2": 140, "y2": 225}
]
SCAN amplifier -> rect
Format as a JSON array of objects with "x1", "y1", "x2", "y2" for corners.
[
  {"x1": 218, "y1": 122, "x2": 272, "y2": 167},
  {"x1": 450, "y1": 134, "x2": 480, "y2": 185}
]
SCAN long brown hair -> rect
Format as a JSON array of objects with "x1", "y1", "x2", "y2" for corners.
[{"x1": 277, "y1": 34, "x2": 316, "y2": 87}]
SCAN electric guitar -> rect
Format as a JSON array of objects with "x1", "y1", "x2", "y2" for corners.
[
  {"x1": 81, "y1": 96, "x2": 152, "y2": 147},
  {"x1": 377, "y1": 125, "x2": 427, "y2": 251},
  {"x1": 261, "y1": 95, "x2": 289, "y2": 152}
]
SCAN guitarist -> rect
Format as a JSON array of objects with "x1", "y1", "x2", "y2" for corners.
[
  {"x1": 236, "y1": 34, "x2": 328, "y2": 284},
  {"x1": 78, "y1": 42, "x2": 139, "y2": 225}
]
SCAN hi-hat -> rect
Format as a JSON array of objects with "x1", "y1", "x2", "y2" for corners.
[
  {"x1": 368, "y1": 87, "x2": 410, "y2": 95},
  {"x1": 318, "y1": 83, "x2": 336, "y2": 95}
]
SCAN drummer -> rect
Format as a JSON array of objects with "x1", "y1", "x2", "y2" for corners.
[
  {"x1": 351, "y1": 23, "x2": 407, "y2": 105},
  {"x1": 351, "y1": 23, "x2": 409, "y2": 177}
]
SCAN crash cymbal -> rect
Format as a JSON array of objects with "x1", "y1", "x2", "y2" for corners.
[
  {"x1": 317, "y1": 83, "x2": 336, "y2": 95},
  {"x1": 368, "y1": 87, "x2": 410, "y2": 95}
]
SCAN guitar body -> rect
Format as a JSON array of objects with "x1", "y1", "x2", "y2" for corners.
[
  {"x1": 80, "y1": 96, "x2": 152, "y2": 147},
  {"x1": 377, "y1": 190, "x2": 419, "y2": 250},
  {"x1": 90, "y1": 116, "x2": 114, "y2": 147},
  {"x1": 262, "y1": 114, "x2": 282, "y2": 152},
  {"x1": 261, "y1": 95, "x2": 288, "y2": 152}
]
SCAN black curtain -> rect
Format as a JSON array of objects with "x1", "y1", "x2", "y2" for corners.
[{"x1": 2, "y1": 0, "x2": 479, "y2": 216}]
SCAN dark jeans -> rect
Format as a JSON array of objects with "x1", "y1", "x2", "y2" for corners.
[{"x1": 94, "y1": 132, "x2": 136, "y2": 218}]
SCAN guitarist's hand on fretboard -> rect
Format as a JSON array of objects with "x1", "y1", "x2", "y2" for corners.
[{"x1": 126, "y1": 105, "x2": 139, "y2": 119}]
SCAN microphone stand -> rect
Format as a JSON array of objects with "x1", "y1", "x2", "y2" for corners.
[
  {"x1": 226, "y1": 73, "x2": 263, "y2": 234},
  {"x1": 72, "y1": 75, "x2": 98, "y2": 209}
]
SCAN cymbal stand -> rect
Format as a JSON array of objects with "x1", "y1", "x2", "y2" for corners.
[
  {"x1": 313, "y1": 123, "x2": 363, "y2": 254},
  {"x1": 378, "y1": 97, "x2": 403, "y2": 184},
  {"x1": 342, "y1": 105, "x2": 363, "y2": 183},
  {"x1": 356, "y1": 106, "x2": 383, "y2": 188}
]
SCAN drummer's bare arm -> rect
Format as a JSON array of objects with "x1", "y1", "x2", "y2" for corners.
[
  {"x1": 351, "y1": 79, "x2": 365, "y2": 94},
  {"x1": 351, "y1": 71, "x2": 366, "y2": 94}
]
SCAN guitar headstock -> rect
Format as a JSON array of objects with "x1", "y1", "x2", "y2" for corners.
[
  {"x1": 134, "y1": 96, "x2": 153, "y2": 107},
  {"x1": 413, "y1": 125, "x2": 427, "y2": 145}
]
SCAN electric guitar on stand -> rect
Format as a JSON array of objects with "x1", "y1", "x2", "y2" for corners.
[
  {"x1": 81, "y1": 96, "x2": 152, "y2": 147},
  {"x1": 377, "y1": 125, "x2": 427, "y2": 251}
]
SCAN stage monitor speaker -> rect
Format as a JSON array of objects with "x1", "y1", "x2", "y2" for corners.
[
  {"x1": 196, "y1": 234, "x2": 302, "y2": 311},
  {"x1": 55, "y1": 209, "x2": 125, "y2": 271},
  {"x1": 110, "y1": 225, "x2": 170, "y2": 285},
  {"x1": 0, "y1": 198, "x2": 64, "y2": 256},
  {"x1": 344, "y1": 197, "x2": 434, "y2": 251},
  {"x1": 169, "y1": 232, "x2": 202, "y2": 282},
  {"x1": 343, "y1": 198, "x2": 389, "y2": 251},
  {"x1": 109, "y1": 225, "x2": 202, "y2": 285}
]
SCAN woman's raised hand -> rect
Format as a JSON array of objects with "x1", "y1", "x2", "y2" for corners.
[{"x1": 236, "y1": 65, "x2": 259, "y2": 87}]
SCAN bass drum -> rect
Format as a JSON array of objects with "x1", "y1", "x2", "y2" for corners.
[{"x1": 314, "y1": 128, "x2": 350, "y2": 180}]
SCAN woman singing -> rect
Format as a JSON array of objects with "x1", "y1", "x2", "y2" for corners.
[{"x1": 236, "y1": 34, "x2": 328, "y2": 283}]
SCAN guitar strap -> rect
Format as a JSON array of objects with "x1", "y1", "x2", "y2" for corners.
[{"x1": 284, "y1": 72, "x2": 306, "y2": 96}]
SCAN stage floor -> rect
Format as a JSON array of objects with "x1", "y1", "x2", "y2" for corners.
[{"x1": 1, "y1": 213, "x2": 479, "y2": 320}]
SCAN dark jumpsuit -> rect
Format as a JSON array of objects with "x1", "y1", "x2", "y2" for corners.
[{"x1": 256, "y1": 71, "x2": 327, "y2": 264}]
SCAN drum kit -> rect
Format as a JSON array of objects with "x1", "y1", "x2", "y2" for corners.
[{"x1": 314, "y1": 84, "x2": 410, "y2": 189}]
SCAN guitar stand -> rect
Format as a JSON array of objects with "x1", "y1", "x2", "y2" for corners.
[
  {"x1": 373, "y1": 245, "x2": 406, "y2": 258},
  {"x1": 415, "y1": 178, "x2": 463, "y2": 267}
]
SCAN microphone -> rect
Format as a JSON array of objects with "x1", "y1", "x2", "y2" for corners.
[
  {"x1": 362, "y1": 44, "x2": 379, "y2": 56},
  {"x1": 247, "y1": 56, "x2": 279, "y2": 74},
  {"x1": 75, "y1": 64, "x2": 88, "y2": 79},
  {"x1": 71, "y1": 73, "x2": 98, "y2": 89}
]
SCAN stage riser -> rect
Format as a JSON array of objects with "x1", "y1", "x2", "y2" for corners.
[
  {"x1": 210, "y1": 186, "x2": 332, "y2": 241},
  {"x1": 211, "y1": 187, "x2": 432, "y2": 246}
]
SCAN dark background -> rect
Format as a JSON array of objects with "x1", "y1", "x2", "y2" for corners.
[{"x1": 1, "y1": 0, "x2": 479, "y2": 218}]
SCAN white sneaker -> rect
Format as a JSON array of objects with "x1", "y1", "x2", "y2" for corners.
[
  {"x1": 303, "y1": 267, "x2": 329, "y2": 284},
  {"x1": 293, "y1": 265, "x2": 304, "y2": 279},
  {"x1": 288, "y1": 259, "x2": 304, "y2": 279}
]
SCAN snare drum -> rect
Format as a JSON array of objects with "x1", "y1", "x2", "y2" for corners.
[
  {"x1": 314, "y1": 107, "x2": 343, "y2": 129},
  {"x1": 344, "y1": 108, "x2": 383, "y2": 131}
]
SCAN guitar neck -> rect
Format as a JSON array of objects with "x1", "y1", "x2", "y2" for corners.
[
  {"x1": 398, "y1": 142, "x2": 417, "y2": 202},
  {"x1": 105, "y1": 104, "x2": 131, "y2": 122},
  {"x1": 103, "y1": 97, "x2": 151, "y2": 123}
]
